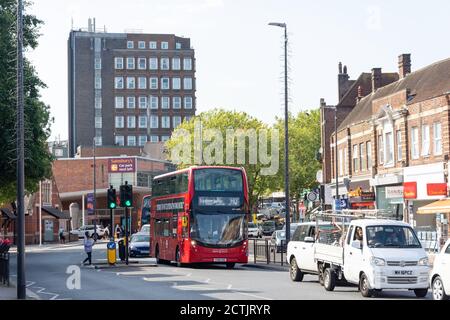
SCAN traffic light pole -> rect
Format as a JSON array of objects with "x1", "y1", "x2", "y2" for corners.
[
  {"x1": 125, "y1": 207, "x2": 129, "y2": 265},
  {"x1": 110, "y1": 208, "x2": 114, "y2": 241}
]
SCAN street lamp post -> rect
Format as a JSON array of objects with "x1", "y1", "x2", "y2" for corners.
[
  {"x1": 269, "y1": 22, "x2": 291, "y2": 244},
  {"x1": 322, "y1": 106, "x2": 339, "y2": 208}
]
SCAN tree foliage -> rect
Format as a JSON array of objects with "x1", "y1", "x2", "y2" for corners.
[{"x1": 0, "y1": 0, "x2": 53, "y2": 205}]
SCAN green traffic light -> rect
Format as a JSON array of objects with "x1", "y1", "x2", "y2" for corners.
[
  {"x1": 125, "y1": 200, "x2": 131, "y2": 207},
  {"x1": 110, "y1": 203, "x2": 116, "y2": 209}
]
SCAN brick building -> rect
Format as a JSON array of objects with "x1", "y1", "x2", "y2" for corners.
[
  {"x1": 68, "y1": 20, "x2": 196, "y2": 157},
  {"x1": 321, "y1": 54, "x2": 450, "y2": 248}
]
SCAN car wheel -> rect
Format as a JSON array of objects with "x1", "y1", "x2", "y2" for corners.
[
  {"x1": 324, "y1": 268, "x2": 336, "y2": 291},
  {"x1": 155, "y1": 246, "x2": 162, "y2": 264},
  {"x1": 432, "y1": 276, "x2": 449, "y2": 300},
  {"x1": 290, "y1": 257, "x2": 304, "y2": 282},
  {"x1": 414, "y1": 288, "x2": 428, "y2": 298},
  {"x1": 359, "y1": 273, "x2": 374, "y2": 298},
  {"x1": 226, "y1": 263, "x2": 236, "y2": 269}
]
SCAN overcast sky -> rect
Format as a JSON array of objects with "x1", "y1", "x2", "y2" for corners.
[{"x1": 27, "y1": 0, "x2": 450, "y2": 141}]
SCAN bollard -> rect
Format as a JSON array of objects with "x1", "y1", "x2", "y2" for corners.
[
  {"x1": 253, "y1": 239, "x2": 257, "y2": 264},
  {"x1": 265, "y1": 240, "x2": 269, "y2": 264}
]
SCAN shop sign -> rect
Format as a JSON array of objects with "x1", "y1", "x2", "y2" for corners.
[
  {"x1": 386, "y1": 186, "x2": 404, "y2": 199},
  {"x1": 109, "y1": 158, "x2": 136, "y2": 173},
  {"x1": 403, "y1": 182, "x2": 417, "y2": 199},
  {"x1": 349, "y1": 192, "x2": 375, "y2": 203},
  {"x1": 427, "y1": 183, "x2": 448, "y2": 196}
]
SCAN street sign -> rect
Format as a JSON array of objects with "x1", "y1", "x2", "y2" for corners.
[
  {"x1": 307, "y1": 192, "x2": 318, "y2": 202},
  {"x1": 316, "y1": 170, "x2": 323, "y2": 183}
]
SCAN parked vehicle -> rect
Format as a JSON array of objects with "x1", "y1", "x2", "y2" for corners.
[
  {"x1": 70, "y1": 225, "x2": 106, "y2": 240},
  {"x1": 271, "y1": 230, "x2": 286, "y2": 253},
  {"x1": 288, "y1": 212, "x2": 431, "y2": 298},
  {"x1": 140, "y1": 224, "x2": 150, "y2": 234},
  {"x1": 248, "y1": 222, "x2": 262, "y2": 238},
  {"x1": 430, "y1": 239, "x2": 450, "y2": 300},
  {"x1": 261, "y1": 220, "x2": 276, "y2": 236},
  {"x1": 129, "y1": 233, "x2": 151, "y2": 257}
]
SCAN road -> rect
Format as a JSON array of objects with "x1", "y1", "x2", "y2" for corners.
[{"x1": 8, "y1": 242, "x2": 432, "y2": 300}]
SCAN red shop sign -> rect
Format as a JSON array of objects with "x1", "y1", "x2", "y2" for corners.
[
  {"x1": 403, "y1": 182, "x2": 417, "y2": 199},
  {"x1": 427, "y1": 183, "x2": 448, "y2": 196}
]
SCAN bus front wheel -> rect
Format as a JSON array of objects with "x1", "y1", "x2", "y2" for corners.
[
  {"x1": 155, "y1": 246, "x2": 162, "y2": 264},
  {"x1": 226, "y1": 263, "x2": 236, "y2": 269}
]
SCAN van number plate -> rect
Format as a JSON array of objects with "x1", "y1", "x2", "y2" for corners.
[{"x1": 394, "y1": 270, "x2": 413, "y2": 275}]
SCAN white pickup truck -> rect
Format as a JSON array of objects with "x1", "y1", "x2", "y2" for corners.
[{"x1": 287, "y1": 219, "x2": 431, "y2": 298}]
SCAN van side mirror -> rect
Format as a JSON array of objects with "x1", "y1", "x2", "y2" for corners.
[
  {"x1": 351, "y1": 240, "x2": 362, "y2": 250},
  {"x1": 304, "y1": 237, "x2": 315, "y2": 243}
]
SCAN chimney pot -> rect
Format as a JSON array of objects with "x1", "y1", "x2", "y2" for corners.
[
  {"x1": 339, "y1": 62, "x2": 343, "y2": 74},
  {"x1": 399, "y1": 54, "x2": 411, "y2": 79}
]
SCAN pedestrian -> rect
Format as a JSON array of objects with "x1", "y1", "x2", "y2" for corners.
[
  {"x1": 115, "y1": 224, "x2": 121, "y2": 239},
  {"x1": 59, "y1": 228, "x2": 66, "y2": 244},
  {"x1": 82, "y1": 231, "x2": 95, "y2": 266}
]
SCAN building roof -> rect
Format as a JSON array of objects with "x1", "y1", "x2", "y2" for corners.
[
  {"x1": 338, "y1": 57, "x2": 450, "y2": 131},
  {"x1": 42, "y1": 207, "x2": 71, "y2": 220}
]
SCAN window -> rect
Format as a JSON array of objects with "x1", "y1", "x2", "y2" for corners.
[
  {"x1": 149, "y1": 57, "x2": 158, "y2": 70},
  {"x1": 378, "y1": 135, "x2": 384, "y2": 164},
  {"x1": 434, "y1": 122, "x2": 442, "y2": 155},
  {"x1": 184, "y1": 77, "x2": 193, "y2": 90},
  {"x1": 138, "y1": 77, "x2": 147, "y2": 89},
  {"x1": 138, "y1": 41, "x2": 146, "y2": 49},
  {"x1": 127, "y1": 57, "x2": 135, "y2": 70},
  {"x1": 115, "y1": 77, "x2": 124, "y2": 89},
  {"x1": 161, "y1": 58, "x2": 170, "y2": 70},
  {"x1": 184, "y1": 58, "x2": 192, "y2": 70},
  {"x1": 411, "y1": 127, "x2": 419, "y2": 160},
  {"x1": 115, "y1": 135, "x2": 125, "y2": 146},
  {"x1": 127, "y1": 116, "x2": 136, "y2": 129},
  {"x1": 397, "y1": 131, "x2": 402, "y2": 161},
  {"x1": 139, "y1": 136, "x2": 148, "y2": 146},
  {"x1": 139, "y1": 96, "x2": 147, "y2": 109},
  {"x1": 127, "y1": 41, "x2": 134, "y2": 49},
  {"x1": 161, "y1": 78, "x2": 170, "y2": 90},
  {"x1": 150, "y1": 135, "x2": 159, "y2": 143},
  {"x1": 127, "y1": 96, "x2": 136, "y2": 109},
  {"x1": 421, "y1": 125, "x2": 430, "y2": 156},
  {"x1": 176, "y1": 42, "x2": 182, "y2": 50},
  {"x1": 339, "y1": 149, "x2": 343, "y2": 176},
  {"x1": 95, "y1": 97, "x2": 102, "y2": 109},
  {"x1": 352, "y1": 145, "x2": 358, "y2": 172},
  {"x1": 149, "y1": 77, "x2": 158, "y2": 89},
  {"x1": 127, "y1": 77, "x2": 135, "y2": 89},
  {"x1": 94, "y1": 58, "x2": 101, "y2": 70},
  {"x1": 172, "y1": 77, "x2": 181, "y2": 90},
  {"x1": 115, "y1": 57, "x2": 124, "y2": 69},
  {"x1": 95, "y1": 117, "x2": 102, "y2": 129},
  {"x1": 173, "y1": 116, "x2": 182, "y2": 128},
  {"x1": 185, "y1": 115, "x2": 192, "y2": 122},
  {"x1": 161, "y1": 136, "x2": 170, "y2": 142},
  {"x1": 95, "y1": 136, "x2": 102, "y2": 146},
  {"x1": 150, "y1": 115, "x2": 159, "y2": 128},
  {"x1": 172, "y1": 57, "x2": 181, "y2": 70},
  {"x1": 367, "y1": 141, "x2": 372, "y2": 169},
  {"x1": 173, "y1": 97, "x2": 182, "y2": 109},
  {"x1": 385, "y1": 132, "x2": 394, "y2": 164},
  {"x1": 184, "y1": 96, "x2": 193, "y2": 109},
  {"x1": 95, "y1": 77, "x2": 102, "y2": 89},
  {"x1": 115, "y1": 96, "x2": 124, "y2": 109},
  {"x1": 149, "y1": 41, "x2": 157, "y2": 49},
  {"x1": 162, "y1": 116, "x2": 171, "y2": 128},
  {"x1": 139, "y1": 116, "x2": 147, "y2": 128},
  {"x1": 115, "y1": 116, "x2": 124, "y2": 129},
  {"x1": 162, "y1": 97, "x2": 170, "y2": 109},
  {"x1": 150, "y1": 96, "x2": 158, "y2": 109},
  {"x1": 359, "y1": 143, "x2": 366, "y2": 171},
  {"x1": 128, "y1": 136, "x2": 136, "y2": 147},
  {"x1": 138, "y1": 57, "x2": 147, "y2": 70},
  {"x1": 161, "y1": 41, "x2": 168, "y2": 50}
]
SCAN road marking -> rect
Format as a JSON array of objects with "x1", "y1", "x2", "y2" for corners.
[{"x1": 227, "y1": 284, "x2": 232, "y2": 290}]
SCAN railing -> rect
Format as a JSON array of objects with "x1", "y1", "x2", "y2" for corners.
[
  {"x1": 248, "y1": 239, "x2": 287, "y2": 267},
  {"x1": 417, "y1": 231, "x2": 440, "y2": 253}
]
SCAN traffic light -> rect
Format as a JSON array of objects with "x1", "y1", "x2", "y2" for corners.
[
  {"x1": 120, "y1": 182, "x2": 133, "y2": 208},
  {"x1": 107, "y1": 186, "x2": 117, "y2": 209}
]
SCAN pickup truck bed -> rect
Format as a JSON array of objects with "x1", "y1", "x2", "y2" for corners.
[{"x1": 314, "y1": 243, "x2": 344, "y2": 266}]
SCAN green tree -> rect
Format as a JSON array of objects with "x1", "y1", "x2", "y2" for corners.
[
  {"x1": 0, "y1": 0, "x2": 53, "y2": 205},
  {"x1": 275, "y1": 109, "x2": 321, "y2": 202},
  {"x1": 166, "y1": 109, "x2": 279, "y2": 210}
]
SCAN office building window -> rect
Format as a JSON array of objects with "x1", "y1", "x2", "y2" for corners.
[
  {"x1": 127, "y1": 41, "x2": 134, "y2": 49},
  {"x1": 162, "y1": 116, "x2": 171, "y2": 128},
  {"x1": 150, "y1": 96, "x2": 158, "y2": 109},
  {"x1": 378, "y1": 135, "x2": 384, "y2": 164},
  {"x1": 184, "y1": 58, "x2": 192, "y2": 71},
  {"x1": 176, "y1": 42, "x2": 182, "y2": 50},
  {"x1": 173, "y1": 97, "x2": 181, "y2": 109},
  {"x1": 366, "y1": 141, "x2": 372, "y2": 169},
  {"x1": 150, "y1": 135, "x2": 159, "y2": 143},
  {"x1": 161, "y1": 58, "x2": 170, "y2": 70},
  {"x1": 115, "y1": 116, "x2": 124, "y2": 129},
  {"x1": 95, "y1": 77, "x2": 102, "y2": 89},
  {"x1": 128, "y1": 136, "x2": 136, "y2": 146},
  {"x1": 149, "y1": 41, "x2": 157, "y2": 49},
  {"x1": 138, "y1": 57, "x2": 147, "y2": 70},
  {"x1": 138, "y1": 77, "x2": 147, "y2": 89},
  {"x1": 95, "y1": 117, "x2": 102, "y2": 129},
  {"x1": 161, "y1": 78, "x2": 170, "y2": 90},
  {"x1": 397, "y1": 131, "x2": 402, "y2": 161},
  {"x1": 115, "y1": 135, "x2": 124, "y2": 146},
  {"x1": 385, "y1": 131, "x2": 394, "y2": 164},
  {"x1": 421, "y1": 124, "x2": 430, "y2": 156},
  {"x1": 150, "y1": 115, "x2": 159, "y2": 128},
  {"x1": 162, "y1": 97, "x2": 170, "y2": 109},
  {"x1": 115, "y1": 57, "x2": 124, "y2": 69},
  {"x1": 115, "y1": 77, "x2": 124, "y2": 89},
  {"x1": 139, "y1": 116, "x2": 147, "y2": 128},
  {"x1": 115, "y1": 96, "x2": 124, "y2": 109},
  {"x1": 172, "y1": 57, "x2": 181, "y2": 70},
  {"x1": 127, "y1": 96, "x2": 136, "y2": 109},
  {"x1": 184, "y1": 77, "x2": 193, "y2": 90},
  {"x1": 95, "y1": 97, "x2": 102, "y2": 110},
  {"x1": 127, "y1": 77, "x2": 135, "y2": 89},
  {"x1": 185, "y1": 115, "x2": 192, "y2": 122},
  {"x1": 127, "y1": 116, "x2": 136, "y2": 129},
  {"x1": 173, "y1": 116, "x2": 182, "y2": 128},
  {"x1": 139, "y1": 136, "x2": 148, "y2": 146},
  {"x1": 172, "y1": 77, "x2": 181, "y2": 90},
  {"x1": 138, "y1": 41, "x2": 146, "y2": 49},
  {"x1": 95, "y1": 136, "x2": 102, "y2": 146},
  {"x1": 411, "y1": 127, "x2": 419, "y2": 160},
  {"x1": 161, "y1": 136, "x2": 170, "y2": 142},
  {"x1": 149, "y1": 77, "x2": 158, "y2": 89},
  {"x1": 127, "y1": 57, "x2": 135, "y2": 70},
  {"x1": 139, "y1": 96, "x2": 147, "y2": 109},
  {"x1": 359, "y1": 143, "x2": 366, "y2": 171},
  {"x1": 149, "y1": 57, "x2": 158, "y2": 70},
  {"x1": 352, "y1": 145, "x2": 358, "y2": 172},
  {"x1": 434, "y1": 122, "x2": 442, "y2": 155},
  {"x1": 184, "y1": 96, "x2": 193, "y2": 109},
  {"x1": 94, "y1": 58, "x2": 102, "y2": 70},
  {"x1": 161, "y1": 42, "x2": 168, "y2": 50}
]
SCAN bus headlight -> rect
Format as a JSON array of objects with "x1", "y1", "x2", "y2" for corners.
[{"x1": 191, "y1": 240, "x2": 197, "y2": 247}]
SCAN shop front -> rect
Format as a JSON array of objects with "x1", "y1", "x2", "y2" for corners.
[
  {"x1": 376, "y1": 185, "x2": 404, "y2": 220},
  {"x1": 417, "y1": 198, "x2": 450, "y2": 250},
  {"x1": 348, "y1": 187, "x2": 376, "y2": 210}
]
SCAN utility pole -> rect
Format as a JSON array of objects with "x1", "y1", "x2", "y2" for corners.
[
  {"x1": 93, "y1": 138, "x2": 97, "y2": 240},
  {"x1": 16, "y1": 0, "x2": 26, "y2": 300}
]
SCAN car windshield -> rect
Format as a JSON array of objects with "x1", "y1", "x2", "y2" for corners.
[
  {"x1": 248, "y1": 223, "x2": 256, "y2": 228},
  {"x1": 263, "y1": 221, "x2": 275, "y2": 227},
  {"x1": 141, "y1": 225, "x2": 150, "y2": 232},
  {"x1": 366, "y1": 225, "x2": 422, "y2": 248},
  {"x1": 131, "y1": 235, "x2": 150, "y2": 243}
]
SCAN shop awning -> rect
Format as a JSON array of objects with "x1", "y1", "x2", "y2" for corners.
[
  {"x1": 1, "y1": 208, "x2": 16, "y2": 220},
  {"x1": 42, "y1": 207, "x2": 71, "y2": 220},
  {"x1": 417, "y1": 199, "x2": 450, "y2": 215}
]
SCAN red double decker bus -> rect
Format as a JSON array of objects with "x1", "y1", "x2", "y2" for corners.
[{"x1": 150, "y1": 166, "x2": 249, "y2": 268}]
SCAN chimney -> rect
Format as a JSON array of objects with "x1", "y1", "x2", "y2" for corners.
[
  {"x1": 399, "y1": 54, "x2": 411, "y2": 79},
  {"x1": 372, "y1": 68, "x2": 382, "y2": 93},
  {"x1": 88, "y1": 18, "x2": 92, "y2": 32},
  {"x1": 338, "y1": 63, "x2": 350, "y2": 101},
  {"x1": 356, "y1": 85, "x2": 363, "y2": 102}
]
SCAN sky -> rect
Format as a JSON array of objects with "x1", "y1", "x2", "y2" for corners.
[{"x1": 27, "y1": 0, "x2": 450, "y2": 141}]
